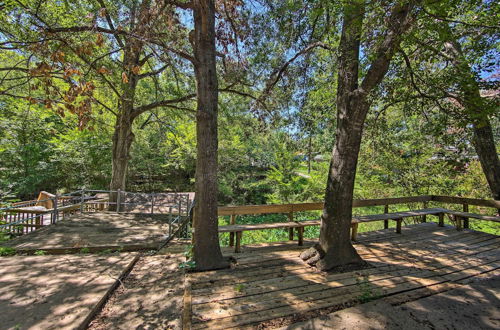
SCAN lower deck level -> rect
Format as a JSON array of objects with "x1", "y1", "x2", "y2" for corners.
[{"x1": 187, "y1": 222, "x2": 500, "y2": 329}]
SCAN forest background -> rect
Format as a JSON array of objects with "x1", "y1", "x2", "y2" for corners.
[{"x1": 0, "y1": 0, "x2": 498, "y2": 240}]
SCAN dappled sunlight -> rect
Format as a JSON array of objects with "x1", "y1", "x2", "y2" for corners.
[
  {"x1": 1, "y1": 212, "x2": 171, "y2": 252},
  {"x1": 0, "y1": 254, "x2": 136, "y2": 329},
  {"x1": 187, "y1": 223, "x2": 500, "y2": 329}
]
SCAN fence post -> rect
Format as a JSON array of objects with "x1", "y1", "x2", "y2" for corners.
[
  {"x1": 229, "y1": 214, "x2": 236, "y2": 247},
  {"x1": 53, "y1": 194, "x2": 59, "y2": 224},
  {"x1": 288, "y1": 211, "x2": 294, "y2": 240},
  {"x1": 178, "y1": 194, "x2": 182, "y2": 218},
  {"x1": 117, "y1": 189, "x2": 121, "y2": 213},
  {"x1": 422, "y1": 201, "x2": 428, "y2": 222},
  {"x1": 150, "y1": 193, "x2": 155, "y2": 214},
  {"x1": 80, "y1": 189, "x2": 85, "y2": 213},
  {"x1": 463, "y1": 203, "x2": 469, "y2": 229},
  {"x1": 384, "y1": 204, "x2": 389, "y2": 229}
]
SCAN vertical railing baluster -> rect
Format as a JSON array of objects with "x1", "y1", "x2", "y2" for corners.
[
  {"x1": 117, "y1": 189, "x2": 121, "y2": 213},
  {"x1": 80, "y1": 189, "x2": 85, "y2": 213},
  {"x1": 53, "y1": 194, "x2": 59, "y2": 224}
]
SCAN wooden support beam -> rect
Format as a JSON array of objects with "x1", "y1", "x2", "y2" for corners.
[
  {"x1": 384, "y1": 204, "x2": 389, "y2": 229},
  {"x1": 438, "y1": 213, "x2": 444, "y2": 227},
  {"x1": 288, "y1": 212, "x2": 294, "y2": 240},
  {"x1": 463, "y1": 203, "x2": 469, "y2": 229},
  {"x1": 297, "y1": 226, "x2": 304, "y2": 246},
  {"x1": 229, "y1": 214, "x2": 236, "y2": 247},
  {"x1": 351, "y1": 223, "x2": 359, "y2": 241},
  {"x1": 422, "y1": 202, "x2": 428, "y2": 222},
  {"x1": 396, "y1": 218, "x2": 402, "y2": 234},
  {"x1": 455, "y1": 215, "x2": 463, "y2": 231},
  {"x1": 235, "y1": 231, "x2": 242, "y2": 253}
]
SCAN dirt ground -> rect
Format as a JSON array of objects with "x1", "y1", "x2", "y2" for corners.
[
  {"x1": 0, "y1": 253, "x2": 137, "y2": 330},
  {"x1": 88, "y1": 253, "x2": 186, "y2": 330}
]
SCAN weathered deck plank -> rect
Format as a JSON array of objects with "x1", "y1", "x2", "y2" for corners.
[
  {"x1": 1, "y1": 212, "x2": 171, "y2": 252},
  {"x1": 189, "y1": 224, "x2": 500, "y2": 329}
]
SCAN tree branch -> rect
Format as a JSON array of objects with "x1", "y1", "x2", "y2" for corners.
[
  {"x1": 259, "y1": 41, "x2": 334, "y2": 100},
  {"x1": 360, "y1": 1, "x2": 420, "y2": 94},
  {"x1": 96, "y1": 0, "x2": 125, "y2": 48},
  {"x1": 132, "y1": 93, "x2": 196, "y2": 117},
  {"x1": 138, "y1": 63, "x2": 169, "y2": 80}
]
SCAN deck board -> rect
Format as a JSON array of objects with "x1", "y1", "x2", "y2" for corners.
[
  {"x1": 188, "y1": 224, "x2": 500, "y2": 329},
  {"x1": 1, "y1": 212, "x2": 171, "y2": 252}
]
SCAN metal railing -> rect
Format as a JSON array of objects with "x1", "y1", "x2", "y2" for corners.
[{"x1": 0, "y1": 189, "x2": 194, "y2": 238}]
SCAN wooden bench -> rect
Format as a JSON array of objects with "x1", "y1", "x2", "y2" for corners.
[
  {"x1": 296, "y1": 208, "x2": 449, "y2": 242},
  {"x1": 219, "y1": 222, "x2": 304, "y2": 253},
  {"x1": 219, "y1": 208, "x2": 449, "y2": 252},
  {"x1": 444, "y1": 210, "x2": 500, "y2": 230}
]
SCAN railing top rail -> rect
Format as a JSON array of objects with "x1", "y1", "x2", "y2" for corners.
[
  {"x1": 431, "y1": 195, "x2": 500, "y2": 208},
  {"x1": 218, "y1": 195, "x2": 499, "y2": 216}
]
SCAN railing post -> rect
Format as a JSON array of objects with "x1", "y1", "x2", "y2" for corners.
[
  {"x1": 53, "y1": 194, "x2": 59, "y2": 224},
  {"x1": 117, "y1": 189, "x2": 121, "y2": 213},
  {"x1": 80, "y1": 189, "x2": 85, "y2": 213},
  {"x1": 438, "y1": 213, "x2": 444, "y2": 227},
  {"x1": 178, "y1": 194, "x2": 182, "y2": 218},
  {"x1": 384, "y1": 204, "x2": 389, "y2": 229},
  {"x1": 463, "y1": 203, "x2": 469, "y2": 229},
  {"x1": 229, "y1": 214, "x2": 236, "y2": 247},
  {"x1": 288, "y1": 211, "x2": 294, "y2": 240},
  {"x1": 422, "y1": 201, "x2": 428, "y2": 222}
]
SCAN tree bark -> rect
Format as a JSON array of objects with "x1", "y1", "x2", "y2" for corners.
[
  {"x1": 473, "y1": 124, "x2": 500, "y2": 201},
  {"x1": 108, "y1": 4, "x2": 146, "y2": 209},
  {"x1": 191, "y1": 0, "x2": 229, "y2": 271},
  {"x1": 301, "y1": 1, "x2": 419, "y2": 271},
  {"x1": 443, "y1": 34, "x2": 500, "y2": 202}
]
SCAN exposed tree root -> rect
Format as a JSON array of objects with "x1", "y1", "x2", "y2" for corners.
[{"x1": 300, "y1": 243, "x2": 369, "y2": 272}]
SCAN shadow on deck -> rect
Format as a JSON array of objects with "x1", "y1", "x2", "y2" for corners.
[
  {"x1": 1, "y1": 212, "x2": 173, "y2": 253},
  {"x1": 186, "y1": 222, "x2": 500, "y2": 329}
]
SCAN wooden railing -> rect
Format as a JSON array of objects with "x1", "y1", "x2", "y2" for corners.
[
  {"x1": 217, "y1": 195, "x2": 499, "y2": 241},
  {"x1": 217, "y1": 195, "x2": 437, "y2": 216},
  {"x1": 218, "y1": 195, "x2": 500, "y2": 216}
]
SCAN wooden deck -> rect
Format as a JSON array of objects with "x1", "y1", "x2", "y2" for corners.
[
  {"x1": 186, "y1": 223, "x2": 500, "y2": 329},
  {"x1": 0, "y1": 253, "x2": 138, "y2": 330},
  {"x1": 1, "y1": 212, "x2": 172, "y2": 253}
]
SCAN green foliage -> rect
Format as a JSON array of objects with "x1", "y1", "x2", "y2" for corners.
[
  {"x1": 178, "y1": 260, "x2": 196, "y2": 270},
  {"x1": 0, "y1": 0, "x2": 498, "y2": 245},
  {"x1": 356, "y1": 275, "x2": 382, "y2": 303},
  {"x1": 79, "y1": 247, "x2": 91, "y2": 254},
  {"x1": 234, "y1": 283, "x2": 246, "y2": 292},
  {"x1": 97, "y1": 248, "x2": 115, "y2": 255},
  {"x1": 0, "y1": 247, "x2": 16, "y2": 256},
  {"x1": 34, "y1": 250, "x2": 46, "y2": 256}
]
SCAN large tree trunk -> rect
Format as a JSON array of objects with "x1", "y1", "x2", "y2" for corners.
[
  {"x1": 109, "y1": 111, "x2": 135, "y2": 210},
  {"x1": 108, "y1": 24, "x2": 143, "y2": 210},
  {"x1": 473, "y1": 124, "x2": 500, "y2": 201},
  {"x1": 191, "y1": 0, "x2": 229, "y2": 271},
  {"x1": 301, "y1": 1, "x2": 418, "y2": 271},
  {"x1": 443, "y1": 35, "x2": 500, "y2": 202}
]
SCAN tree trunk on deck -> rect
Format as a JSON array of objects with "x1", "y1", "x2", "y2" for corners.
[
  {"x1": 191, "y1": 0, "x2": 229, "y2": 271},
  {"x1": 301, "y1": 1, "x2": 419, "y2": 271}
]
